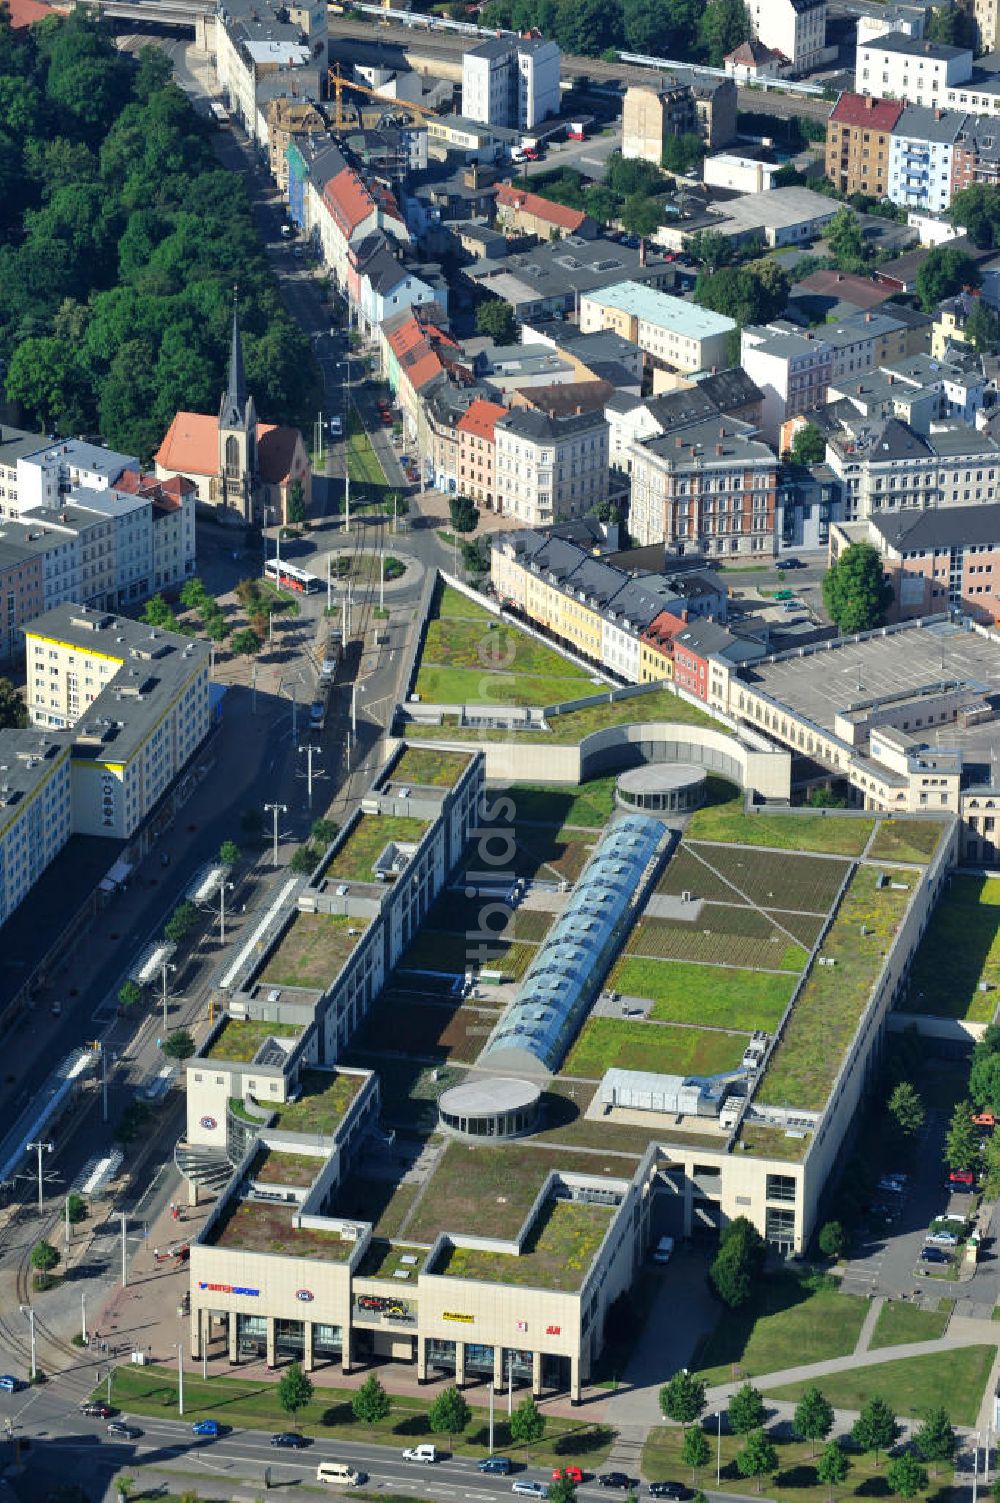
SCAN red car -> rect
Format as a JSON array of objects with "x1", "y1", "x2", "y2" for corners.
[
  {"x1": 553, "y1": 1467, "x2": 584, "y2": 1484},
  {"x1": 522, "y1": 147, "x2": 541, "y2": 161}
]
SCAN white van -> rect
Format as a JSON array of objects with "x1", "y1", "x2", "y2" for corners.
[
  {"x1": 316, "y1": 1461, "x2": 362, "y2": 1486},
  {"x1": 402, "y1": 1444, "x2": 438, "y2": 1463}
]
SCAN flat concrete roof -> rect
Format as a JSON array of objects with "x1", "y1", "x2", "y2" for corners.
[
  {"x1": 439, "y1": 1076, "x2": 541, "y2": 1115},
  {"x1": 744, "y1": 620, "x2": 1000, "y2": 745}
]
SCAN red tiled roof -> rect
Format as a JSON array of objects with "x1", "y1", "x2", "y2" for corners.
[
  {"x1": 642, "y1": 609, "x2": 688, "y2": 648},
  {"x1": 725, "y1": 37, "x2": 785, "y2": 65},
  {"x1": 257, "y1": 424, "x2": 301, "y2": 485},
  {"x1": 388, "y1": 311, "x2": 462, "y2": 392},
  {"x1": 155, "y1": 412, "x2": 219, "y2": 478},
  {"x1": 115, "y1": 468, "x2": 196, "y2": 510},
  {"x1": 495, "y1": 182, "x2": 586, "y2": 233},
  {"x1": 457, "y1": 399, "x2": 507, "y2": 441},
  {"x1": 794, "y1": 269, "x2": 893, "y2": 309},
  {"x1": 7, "y1": 0, "x2": 53, "y2": 29},
  {"x1": 323, "y1": 168, "x2": 375, "y2": 239},
  {"x1": 829, "y1": 92, "x2": 904, "y2": 132}
]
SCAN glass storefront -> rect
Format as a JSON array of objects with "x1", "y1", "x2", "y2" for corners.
[
  {"x1": 464, "y1": 1343, "x2": 495, "y2": 1376},
  {"x1": 275, "y1": 1318, "x2": 304, "y2": 1358},
  {"x1": 313, "y1": 1323, "x2": 343, "y2": 1359},
  {"x1": 426, "y1": 1338, "x2": 456, "y2": 1374},
  {"x1": 237, "y1": 1312, "x2": 266, "y2": 1359}
]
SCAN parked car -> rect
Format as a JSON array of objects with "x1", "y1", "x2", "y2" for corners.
[
  {"x1": 328, "y1": 416, "x2": 343, "y2": 438},
  {"x1": 480, "y1": 1456, "x2": 513, "y2": 1474},
  {"x1": 0, "y1": 1377, "x2": 23, "y2": 1394},
  {"x1": 192, "y1": 1419, "x2": 222, "y2": 1437},
  {"x1": 598, "y1": 1474, "x2": 638, "y2": 1490},
  {"x1": 920, "y1": 1247, "x2": 951, "y2": 1264},
  {"x1": 553, "y1": 1467, "x2": 584, "y2": 1484},
  {"x1": 272, "y1": 1432, "x2": 311, "y2": 1448},
  {"x1": 81, "y1": 1401, "x2": 112, "y2": 1417},
  {"x1": 649, "y1": 1484, "x2": 693, "y2": 1499},
  {"x1": 949, "y1": 1170, "x2": 975, "y2": 1190},
  {"x1": 776, "y1": 557, "x2": 805, "y2": 569},
  {"x1": 877, "y1": 1174, "x2": 907, "y2": 1193},
  {"x1": 926, "y1": 1231, "x2": 959, "y2": 1246},
  {"x1": 106, "y1": 1422, "x2": 142, "y2": 1440},
  {"x1": 512, "y1": 1483, "x2": 548, "y2": 1499}
]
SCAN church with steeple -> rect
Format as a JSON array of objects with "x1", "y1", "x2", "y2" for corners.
[{"x1": 154, "y1": 301, "x2": 311, "y2": 526}]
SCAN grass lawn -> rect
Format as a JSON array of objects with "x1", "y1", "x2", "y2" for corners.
[
  {"x1": 903, "y1": 874, "x2": 1000, "y2": 1022},
  {"x1": 436, "y1": 1198, "x2": 614, "y2": 1290},
  {"x1": 663, "y1": 843, "x2": 849, "y2": 913},
  {"x1": 347, "y1": 413, "x2": 388, "y2": 489},
  {"x1": 326, "y1": 814, "x2": 431, "y2": 882},
  {"x1": 627, "y1": 913, "x2": 808, "y2": 973},
  {"x1": 640, "y1": 1427, "x2": 940, "y2": 1503},
  {"x1": 504, "y1": 776, "x2": 619, "y2": 830},
  {"x1": 435, "y1": 582, "x2": 493, "y2": 620},
  {"x1": 267, "y1": 1068, "x2": 366, "y2": 1134},
  {"x1": 770, "y1": 1344, "x2": 997, "y2": 1426},
  {"x1": 261, "y1": 912, "x2": 369, "y2": 989},
  {"x1": 204, "y1": 1018, "x2": 302, "y2": 1063},
  {"x1": 563, "y1": 1017, "x2": 748, "y2": 1081},
  {"x1": 692, "y1": 1273, "x2": 869, "y2": 1385},
  {"x1": 405, "y1": 686, "x2": 730, "y2": 746},
  {"x1": 252, "y1": 1148, "x2": 322, "y2": 1187},
  {"x1": 414, "y1": 663, "x2": 594, "y2": 707},
  {"x1": 610, "y1": 956, "x2": 795, "y2": 1031},
  {"x1": 100, "y1": 1366, "x2": 614, "y2": 1468},
  {"x1": 867, "y1": 818, "x2": 945, "y2": 865},
  {"x1": 869, "y1": 1298, "x2": 953, "y2": 1350},
  {"x1": 356, "y1": 997, "x2": 495, "y2": 1063},
  {"x1": 421, "y1": 617, "x2": 593, "y2": 683},
  {"x1": 756, "y1": 867, "x2": 914, "y2": 1111},
  {"x1": 686, "y1": 794, "x2": 873, "y2": 856},
  {"x1": 391, "y1": 746, "x2": 472, "y2": 788}
]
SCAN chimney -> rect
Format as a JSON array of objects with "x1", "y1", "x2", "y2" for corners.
[
  {"x1": 675, "y1": 435, "x2": 683, "y2": 447},
  {"x1": 639, "y1": 237, "x2": 647, "y2": 267},
  {"x1": 865, "y1": 95, "x2": 874, "y2": 109},
  {"x1": 865, "y1": 311, "x2": 872, "y2": 322},
  {"x1": 715, "y1": 443, "x2": 723, "y2": 455},
  {"x1": 837, "y1": 273, "x2": 844, "y2": 281},
  {"x1": 888, "y1": 374, "x2": 894, "y2": 385},
  {"x1": 934, "y1": 108, "x2": 943, "y2": 120}
]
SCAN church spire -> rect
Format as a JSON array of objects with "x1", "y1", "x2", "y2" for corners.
[{"x1": 220, "y1": 289, "x2": 249, "y2": 430}]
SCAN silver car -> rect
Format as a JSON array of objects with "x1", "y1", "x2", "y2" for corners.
[{"x1": 926, "y1": 1230, "x2": 959, "y2": 1246}]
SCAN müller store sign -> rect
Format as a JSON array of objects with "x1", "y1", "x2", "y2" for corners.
[{"x1": 199, "y1": 1281, "x2": 261, "y2": 1297}]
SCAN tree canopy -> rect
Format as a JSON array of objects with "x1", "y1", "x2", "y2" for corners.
[
  {"x1": 478, "y1": 0, "x2": 749, "y2": 63},
  {"x1": 950, "y1": 183, "x2": 1000, "y2": 249},
  {"x1": 0, "y1": 10, "x2": 317, "y2": 460},
  {"x1": 821, "y1": 542, "x2": 893, "y2": 634},
  {"x1": 694, "y1": 261, "x2": 790, "y2": 329},
  {"x1": 708, "y1": 1215, "x2": 765, "y2": 1309},
  {"x1": 914, "y1": 245, "x2": 981, "y2": 312}
]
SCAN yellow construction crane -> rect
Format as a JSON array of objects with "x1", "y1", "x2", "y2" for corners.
[{"x1": 327, "y1": 62, "x2": 438, "y2": 129}]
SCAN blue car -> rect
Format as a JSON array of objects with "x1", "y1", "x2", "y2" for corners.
[
  {"x1": 192, "y1": 1419, "x2": 221, "y2": 1437},
  {"x1": 480, "y1": 1456, "x2": 513, "y2": 1474},
  {"x1": 0, "y1": 1376, "x2": 21, "y2": 1394}
]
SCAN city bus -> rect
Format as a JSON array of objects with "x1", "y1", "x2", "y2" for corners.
[{"x1": 265, "y1": 559, "x2": 322, "y2": 594}]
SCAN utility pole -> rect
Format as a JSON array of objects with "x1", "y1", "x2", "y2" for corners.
[
  {"x1": 298, "y1": 745, "x2": 321, "y2": 807},
  {"x1": 219, "y1": 880, "x2": 234, "y2": 945},
  {"x1": 177, "y1": 1342, "x2": 184, "y2": 1417},
  {"x1": 19, "y1": 1307, "x2": 36, "y2": 1381},
  {"x1": 351, "y1": 682, "x2": 357, "y2": 735},
  {"x1": 345, "y1": 580, "x2": 353, "y2": 639},
  {"x1": 326, "y1": 553, "x2": 333, "y2": 613},
  {"x1": 161, "y1": 961, "x2": 176, "y2": 1031},
  {"x1": 379, "y1": 541, "x2": 385, "y2": 612},
  {"x1": 265, "y1": 803, "x2": 287, "y2": 868},
  {"x1": 81, "y1": 1291, "x2": 87, "y2": 1345},
  {"x1": 65, "y1": 1196, "x2": 71, "y2": 1251},
  {"x1": 121, "y1": 1212, "x2": 128, "y2": 1289},
  {"x1": 251, "y1": 660, "x2": 257, "y2": 716},
  {"x1": 27, "y1": 1141, "x2": 52, "y2": 1214}
]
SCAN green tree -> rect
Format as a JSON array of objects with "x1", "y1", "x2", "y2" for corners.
[
  {"x1": 951, "y1": 183, "x2": 1000, "y2": 248},
  {"x1": 448, "y1": 495, "x2": 479, "y2": 534},
  {"x1": 219, "y1": 839, "x2": 240, "y2": 867},
  {"x1": 728, "y1": 1381, "x2": 765, "y2": 1436},
  {"x1": 662, "y1": 133, "x2": 705, "y2": 176},
  {"x1": 793, "y1": 1386, "x2": 834, "y2": 1456},
  {"x1": 0, "y1": 678, "x2": 27, "y2": 730},
  {"x1": 817, "y1": 1440, "x2": 850, "y2": 1501},
  {"x1": 964, "y1": 299, "x2": 1000, "y2": 353},
  {"x1": 161, "y1": 1028, "x2": 196, "y2": 1062},
  {"x1": 886, "y1": 1452, "x2": 928, "y2": 1499},
  {"x1": 944, "y1": 1099, "x2": 980, "y2": 1171},
  {"x1": 735, "y1": 1429, "x2": 778, "y2": 1493},
  {"x1": 118, "y1": 979, "x2": 143, "y2": 1010},
  {"x1": 659, "y1": 1370, "x2": 707, "y2": 1425},
  {"x1": 287, "y1": 478, "x2": 306, "y2": 526},
  {"x1": 913, "y1": 1406, "x2": 955, "y2": 1474},
  {"x1": 852, "y1": 1396, "x2": 897, "y2": 1464},
  {"x1": 709, "y1": 1216, "x2": 765, "y2": 1309},
  {"x1": 311, "y1": 818, "x2": 338, "y2": 846},
  {"x1": 475, "y1": 298, "x2": 516, "y2": 343},
  {"x1": 510, "y1": 1395, "x2": 546, "y2": 1455},
  {"x1": 915, "y1": 245, "x2": 981, "y2": 312},
  {"x1": 621, "y1": 193, "x2": 662, "y2": 238},
  {"x1": 827, "y1": 207, "x2": 868, "y2": 273},
  {"x1": 179, "y1": 578, "x2": 209, "y2": 611},
  {"x1": 31, "y1": 1239, "x2": 59, "y2": 1272},
  {"x1": 982, "y1": 1128, "x2": 1000, "y2": 1197},
  {"x1": 277, "y1": 1361, "x2": 313, "y2": 1426},
  {"x1": 682, "y1": 1425, "x2": 710, "y2": 1479},
  {"x1": 684, "y1": 228, "x2": 731, "y2": 273},
  {"x1": 790, "y1": 423, "x2": 826, "y2": 466},
  {"x1": 352, "y1": 1373, "x2": 391, "y2": 1428},
  {"x1": 888, "y1": 1081, "x2": 925, "y2": 1139},
  {"x1": 230, "y1": 626, "x2": 261, "y2": 657},
  {"x1": 695, "y1": 262, "x2": 789, "y2": 328},
  {"x1": 65, "y1": 1193, "x2": 87, "y2": 1224},
  {"x1": 926, "y1": 4, "x2": 976, "y2": 46},
  {"x1": 428, "y1": 1385, "x2": 471, "y2": 1449},
  {"x1": 115, "y1": 1477, "x2": 136, "y2": 1502},
  {"x1": 699, "y1": 0, "x2": 751, "y2": 64},
  {"x1": 290, "y1": 845, "x2": 317, "y2": 876},
  {"x1": 164, "y1": 900, "x2": 197, "y2": 944},
  {"x1": 821, "y1": 542, "x2": 892, "y2": 633},
  {"x1": 818, "y1": 1221, "x2": 846, "y2": 1260},
  {"x1": 549, "y1": 1478, "x2": 578, "y2": 1503}
]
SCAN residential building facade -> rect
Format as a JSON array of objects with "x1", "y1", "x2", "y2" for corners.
[
  {"x1": 856, "y1": 33, "x2": 973, "y2": 109},
  {"x1": 741, "y1": 329, "x2": 833, "y2": 445},
  {"x1": 579, "y1": 282, "x2": 735, "y2": 375},
  {"x1": 748, "y1": 0, "x2": 827, "y2": 72},
  {"x1": 825, "y1": 92, "x2": 904, "y2": 198},
  {"x1": 887, "y1": 104, "x2": 966, "y2": 213},
  {"x1": 456, "y1": 399, "x2": 507, "y2": 510},
  {"x1": 493, "y1": 409, "x2": 609, "y2": 527},
  {"x1": 831, "y1": 503, "x2": 1000, "y2": 622},
  {"x1": 461, "y1": 36, "x2": 559, "y2": 130}
]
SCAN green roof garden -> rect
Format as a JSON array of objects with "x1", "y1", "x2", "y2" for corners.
[
  {"x1": 356, "y1": 1239, "x2": 431, "y2": 1280},
  {"x1": 204, "y1": 1018, "x2": 303, "y2": 1063},
  {"x1": 435, "y1": 1198, "x2": 615, "y2": 1291},
  {"x1": 266, "y1": 1068, "x2": 367, "y2": 1135},
  {"x1": 325, "y1": 814, "x2": 431, "y2": 883},
  {"x1": 405, "y1": 685, "x2": 729, "y2": 746},
  {"x1": 867, "y1": 817, "x2": 946, "y2": 865},
  {"x1": 391, "y1": 746, "x2": 473, "y2": 788},
  {"x1": 754, "y1": 866, "x2": 914, "y2": 1113},
  {"x1": 251, "y1": 1148, "x2": 323, "y2": 1188},
  {"x1": 261, "y1": 912, "x2": 370, "y2": 991},
  {"x1": 208, "y1": 1199, "x2": 356, "y2": 1260}
]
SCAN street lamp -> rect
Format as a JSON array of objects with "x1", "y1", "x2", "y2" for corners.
[
  {"x1": 19, "y1": 1306, "x2": 36, "y2": 1381},
  {"x1": 264, "y1": 803, "x2": 288, "y2": 869},
  {"x1": 219, "y1": 880, "x2": 235, "y2": 946},
  {"x1": 160, "y1": 961, "x2": 178, "y2": 1031},
  {"x1": 26, "y1": 1140, "x2": 52, "y2": 1214}
]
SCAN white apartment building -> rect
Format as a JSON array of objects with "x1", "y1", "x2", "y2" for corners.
[
  {"x1": 0, "y1": 731, "x2": 72, "y2": 928},
  {"x1": 69, "y1": 487, "x2": 152, "y2": 607},
  {"x1": 825, "y1": 417, "x2": 1000, "y2": 520},
  {"x1": 461, "y1": 36, "x2": 560, "y2": 130},
  {"x1": 628, "y1": 417, "x2": 778, "y2": 555},
  {"x1": 748, "y1": 0, "x2": 827, "y2": 72},
  {"x1": 887, "y1": 104, "x2": 965, "y2": 213},
  {"x1": 579, "y1": 282, "x2": 735, "y2": 376},
  {"x1": 856, "y1": 33, "x2": 973, "y2": 108},
  {"x1": 494, "y1": 409, "x2": 609, "y2": 527},
  {"x1": 741, "y1": 328, "x2": 832, "y2": 445},
  {"x1": 11, "y1": 439, "x2": 138, "y2": 518},
  {"x1": 215, "y1": 0, "x2": 325, "y2": 142}
]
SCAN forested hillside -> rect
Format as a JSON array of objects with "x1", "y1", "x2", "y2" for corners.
[{"x1": 0, "y1": 10, "x2": 318, "y2": 460}]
